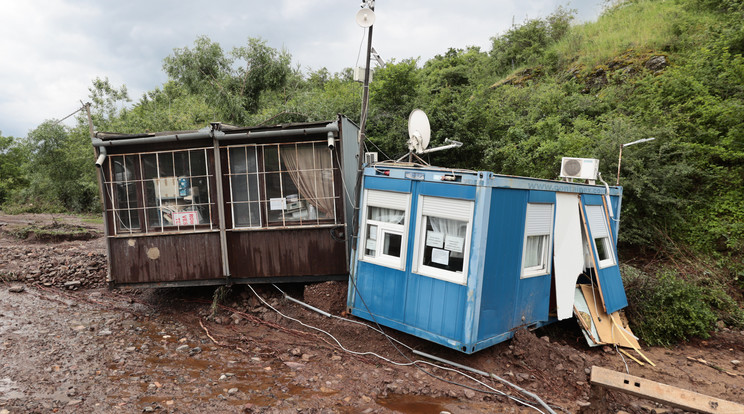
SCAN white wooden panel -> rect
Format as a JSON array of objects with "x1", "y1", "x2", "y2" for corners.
[{"x1": 554, "y1": 193, "x2": 585, "y2": 320}]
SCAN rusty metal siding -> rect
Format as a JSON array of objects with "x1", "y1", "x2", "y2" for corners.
[
  {"x1": 226, "y1": 229, "x2": 347, "y2": 278},
  {"x1": 109, "y1": 233, "x2": 222, "y2": 284}
]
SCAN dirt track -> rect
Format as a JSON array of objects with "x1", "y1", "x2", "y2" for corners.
[{"x1": 1, "y1": 213, "x2": 743, "y2": 413}]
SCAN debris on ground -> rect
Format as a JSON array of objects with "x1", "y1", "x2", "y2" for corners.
[{"x1": 1, "y1": 213, "x2": 743, "y2": 413}]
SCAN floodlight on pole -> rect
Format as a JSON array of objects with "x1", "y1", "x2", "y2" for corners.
[
  {"x1": 616, "y1": 137, "x2": 656, "y2": 185},
  {"x1": 370, "y1": 47, "x2": 386, "y2": 67}
]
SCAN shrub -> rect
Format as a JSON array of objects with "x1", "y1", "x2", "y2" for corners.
[{"x1": 624, "y1": 267, "x2": 717, "y2": 346}]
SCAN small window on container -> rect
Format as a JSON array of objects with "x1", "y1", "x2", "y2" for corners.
[
  {"x1": 360, "y1": 190, "x2": 410, "y2": 270},
  {"x1": 585, "y1": 205, "x2": 616, "y2": 269},
  {"x1": 521, "y1": 203, "x2": 554, "y2": 278},
  {"x1": 413, "y1": 196, "x2": 474, "y2": 285}
]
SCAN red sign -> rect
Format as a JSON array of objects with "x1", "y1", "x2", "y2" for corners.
[{"x1": 173, "y1": 211, "x2": 198, "y2": 226}]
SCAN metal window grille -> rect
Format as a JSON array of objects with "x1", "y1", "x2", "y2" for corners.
[
  {"x1": 226, "y1": 141, "x2": 340, "y2": 229},
  {"x1": 104, "y1": 148, "x2": 214, "y2": 235}
]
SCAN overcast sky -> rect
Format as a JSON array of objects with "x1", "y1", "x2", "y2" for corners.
[{"x1": 0, "y1": 0, "x2": 605, "y2": 138}]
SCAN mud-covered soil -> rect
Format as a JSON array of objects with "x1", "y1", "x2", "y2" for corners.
[{"x1": 1, "y1": 213, "x2": 743, "y2": 413}]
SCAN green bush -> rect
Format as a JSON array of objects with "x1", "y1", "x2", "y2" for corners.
[
  {"x1": 624, "y1": 267, "x2": 718, "y2": 346},
  {"x1": 699, "y1": 279, "x2": 744, "y2": 328}
]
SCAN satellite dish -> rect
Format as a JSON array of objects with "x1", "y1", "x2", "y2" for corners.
[
  {"x1": 408, "y1": 109, "x2": 431, "y2": 153},
  {"x1": 355, "y1": 8, "x2": 376, "y2": 27}
]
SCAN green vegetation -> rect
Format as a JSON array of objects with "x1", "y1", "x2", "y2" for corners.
[
  {"x1": 211, "y1": 286, "x2": 232, "y2": 317},
  {"x1": 624, "y1": 264, "x2": 744, "y2": 346},
  {"x1": 2, "y1": 0, "x2": 742, "y2": 345},
  {"x1": 624, "y1": 268, "x2": 718, "y2": 346},
  {"x1": 8, "y1": 222, "x2": 99, "y2": 242}
]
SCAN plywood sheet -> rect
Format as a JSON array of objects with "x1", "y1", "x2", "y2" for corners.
[
  {"x1": 579, "y1": 284, "x2": 640, "y2": 349},
  {"x1": 554, "y1": 193, "x2": 585, "y2": 320}
]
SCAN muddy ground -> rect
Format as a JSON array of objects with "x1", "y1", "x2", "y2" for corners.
[{"x1": 1, "y1": 213, "x2": 743, "y2": 413}]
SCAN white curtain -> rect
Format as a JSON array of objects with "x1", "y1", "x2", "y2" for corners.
[
  {"x1": 429, "y1": 217, "x2": 466, "y2": 258},
  {"x1": 280, "y1": 144, "x2": 334, "y2": 217},
  {"x1": 369, "y1": 206, "x2": 404, "y2": 224},
  {"x1": 524, "y1": 235, "x2": 545, "y2": 268}
]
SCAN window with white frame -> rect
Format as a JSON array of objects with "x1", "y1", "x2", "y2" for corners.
[
  {"x1": 360, "y1": 190, "x2": 410, "y2": 270},
  {"x1": 227, "y1": 141, "x2": 339, "y2": 229},
  {"x1": 107, "y1": 148, "x2": 214, "y2": 235},
  {"x1": 521, "y1": 203, "x2": 554, "y2": 278},
  {"x1": 413, "y1": 196, "x2": 474, "y2": 285},
  {"x1": 585, "y1": 205, "x2": 616, "y2": 269}
]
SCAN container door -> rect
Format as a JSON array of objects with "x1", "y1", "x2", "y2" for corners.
[{"x1": 579, "y1": 194, "x2": 628, "y2": 314}]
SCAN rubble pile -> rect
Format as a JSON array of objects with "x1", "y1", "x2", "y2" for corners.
[{"x1": 0, "y1": 245, "x2": 107, "y2": 289}]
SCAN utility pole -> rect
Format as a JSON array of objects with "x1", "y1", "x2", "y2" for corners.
[
  {"x1": 352, "y1": 0, "x2": 376, "y2": 241},
  {"x1": 358, "y1": 1, "x2": 375, "y2": 144}
]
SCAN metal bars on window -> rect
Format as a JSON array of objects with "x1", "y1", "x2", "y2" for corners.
[
  {"x1": 104, "y1": 148, "x2": 214, "y2": 236},
  {"x1": 226, "y1": 141, "x2": 339, "y2": 229}
]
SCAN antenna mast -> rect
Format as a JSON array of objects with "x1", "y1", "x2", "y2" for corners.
[
  {"x1": 358, "y1": 0, "x2": 375, "y2": 146},
  {"x1": 352, "y1": 0, "x2": 376, "y2": 242}
]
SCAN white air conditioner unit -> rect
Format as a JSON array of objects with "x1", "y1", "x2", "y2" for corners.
[
  {"x1": 364, "y1": 152, "x2": 378, "y2": 165},
  {"x1": 560, "y1": 157, "x2": 599, "y2": 180}
]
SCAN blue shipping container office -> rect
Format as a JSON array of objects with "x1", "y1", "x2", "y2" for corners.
[{"x1": 347, "y1": 164, "x2": 625, "y2": 354}]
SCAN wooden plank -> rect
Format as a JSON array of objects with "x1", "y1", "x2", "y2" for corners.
[
  {"x1": 618, "y1": 349, "x2": 644, "y2": 366},
  {"x1": 590, "y1": 366, "x2": 744, "y2": 414}
]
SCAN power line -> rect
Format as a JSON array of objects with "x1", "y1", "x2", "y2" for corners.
[{"x1": 53, "y1": 104, "x2": 87, "y2": 125}]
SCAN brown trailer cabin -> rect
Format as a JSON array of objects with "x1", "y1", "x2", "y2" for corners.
[{"x1": 93, "y1": 116, "x2": 360, "y2": 288}]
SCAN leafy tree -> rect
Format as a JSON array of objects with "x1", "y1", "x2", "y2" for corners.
[
  {"x1": 88, "y1": 77, "x2": 130, "y2": 132},
  {"x1": 15, "y1": 121, "x2": 97, "y2": 212},
  {"x1": 366, "y1": 59, "x2": 421, "y2": 157},
  {"x1": 0, "y1": 133, "x2": 29, "y2": 205},
  {"x1": 490, "y1": 8, "x2": 575, "y2": 74},
  {"x1": 163, "y1": 36, "x2": 292, "y2": 124},
  {"x1": 124, "y1": 81, "x2": 216, "y2": 132}
]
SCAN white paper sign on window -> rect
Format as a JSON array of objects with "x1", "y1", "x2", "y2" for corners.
[
  {"x1": 366, "y1": 239, "x2": 377, "y2": 251},
  {"x1": 368, "y1": 225, "x2": 378, "y2": 240},
  {"x1": 431, "y1": 248, "x2": 450, "y2": 265},
  {"x1": 173, "y1": 211, "x2": 198, "y2": 226},
  {"x1": 426, "y1": 231, "x2": 444, "y2": 248},
  {"x1": 444, "y1": 235, "x2": 464, "y2": 253},
  {"x1": 270, "y1": 197, "x2": 287, "y2": 210}
]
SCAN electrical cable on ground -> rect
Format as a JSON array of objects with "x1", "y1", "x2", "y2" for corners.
[
  {"x1": 257, "y1": 284, "x2": 545, "y2": 412},
  {"x1": 263, "y1": 284, "x2": 556, "y2": 413},
  {"x1": 343, "y1": 275, "x2": 556, "y2": 413}
]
